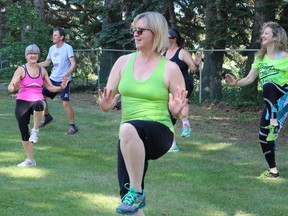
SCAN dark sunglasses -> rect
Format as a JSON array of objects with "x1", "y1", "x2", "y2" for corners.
[
  {"x1": 131, "y1": 28, "x2": 153, "y2": 35},
  {"x1": 168, "y1": 37, "x2": 175, "y2": 39}
]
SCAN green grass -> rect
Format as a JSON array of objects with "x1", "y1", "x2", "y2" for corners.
[{"x1": 1, "y1": 89, "x2": 288, "y2": 216}]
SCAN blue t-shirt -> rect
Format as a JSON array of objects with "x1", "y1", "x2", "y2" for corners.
[{"x1": 48, "y1": 42, "x2": 74, "y2": 82}]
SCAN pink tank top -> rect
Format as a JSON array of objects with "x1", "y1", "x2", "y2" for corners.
[{"x1": 16, "y1": 65, "x2": 44, "y2": 101}]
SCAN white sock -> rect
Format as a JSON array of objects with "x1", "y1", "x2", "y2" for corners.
[
  {"x1": 182, "y1": 118, "x2": 190, "y2": 126},
  {"x1": 171, "y1": 139, "x2": 177, "y2": 148}
]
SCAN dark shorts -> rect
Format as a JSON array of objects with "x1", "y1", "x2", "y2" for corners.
[
  {"x1": 15, "y1": 100, "x2": 46, "y2": 141},
  {"x1": 42, "y1": 79, "x2": 71, "y2": 101},
  {"x1": 118, "y1": 120, "x2": 173, "y2": 197}
]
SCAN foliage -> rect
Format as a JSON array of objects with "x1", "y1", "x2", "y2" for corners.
[
  {"x1": 0, "y1": 1, "x2": 51, "y2": 80},
  {"x1": 1, "y1": 0, "x2": 288, "y2": 105}
]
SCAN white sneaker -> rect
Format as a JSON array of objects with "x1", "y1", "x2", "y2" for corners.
[
  {"x1": 17, "y1": 159, "x2": 36, "y2": 167},
  {"x1": 29, "y1": 128, "x2": 39, "y2": 143}
]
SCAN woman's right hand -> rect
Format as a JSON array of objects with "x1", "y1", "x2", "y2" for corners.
[
  {"x1": 8, "y1": 81, "x2": 20, "y2": 92},
  {"x1": 225, "y1": 74, "x2": 240, "y2": 86},
  {"x1": 95, "y1": 87, "x2": 120, "y2": 112}
]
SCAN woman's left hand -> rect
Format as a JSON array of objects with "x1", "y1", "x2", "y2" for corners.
[
  {"x1": 169, "y1": 87, "x2": 188, "y2": 119},
  {"x1": 193, "y1": 51, "x2": 202, "y2": 68}
]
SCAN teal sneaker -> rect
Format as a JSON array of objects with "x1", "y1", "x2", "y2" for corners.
[
  {"x1": 116, "y1": 183, "x2": 146, "y2": 215},
  {"x1": 168, "y1": 144, "x2": 179, "y2": 152},
  {"x1": 257, "y1": 170, "x2": 279, "y2": 179},
  {"x1": 263, "y1": 124, "x2": 280, "y2": 141},
  {"x1": 181, "y1": 124, "x2": 191, "y2": 137}
]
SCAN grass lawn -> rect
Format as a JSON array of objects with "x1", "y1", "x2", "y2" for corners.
[{"x1": 1, "y1": 87, "x2": 288, "y2": 216}]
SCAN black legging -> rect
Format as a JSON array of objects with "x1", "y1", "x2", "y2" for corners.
[
  {"x1": 259, "y1": 82, "x2": 288, "y2": 168},
  {"x1": 117, "y1": 120, "x2": 173, "y2": 198},
  {"x1": 15, "y1": 100, "x2": 46, "y2": 141}
]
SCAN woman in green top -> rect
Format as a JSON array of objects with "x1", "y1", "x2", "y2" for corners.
[
  {"x1": 225, "y1": 21, "x2": 288, "y2": 179},
  {"x1": 97, "y1": 12, "x2": 187, "y2": 215}
]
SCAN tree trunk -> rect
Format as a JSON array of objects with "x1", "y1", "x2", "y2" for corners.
[
  {"x1": 167, "y1": 0, "x2": 177, "y2": 28},
  {"x1": 202, "y1": 0, "x2": 227, "y2": 102},
  {"x1": 33, "y1": 0, "x2": 44, "y2": 20}
]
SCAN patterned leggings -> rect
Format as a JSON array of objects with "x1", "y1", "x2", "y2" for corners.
[{"x1": 259, "y1": 82, "x2": 288, "y2": 168}]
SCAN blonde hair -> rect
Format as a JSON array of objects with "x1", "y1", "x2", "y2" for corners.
[
  {"x1": 256, "y1": 22, "x2": 287, "y2": 59},
  {"x1": 25, "y1": 44, "x2": 40, "y2": 57},
  {"x1": 132, "y1": 12, "x2": 169, "y2": 53}
]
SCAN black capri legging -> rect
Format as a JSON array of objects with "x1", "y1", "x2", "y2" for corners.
[
  {"x1": 15, "y1": 99, "x2": 46, "y2": 141},
  {"x1": 117, "y1": 120, "x2": 173, "y2": 198}
]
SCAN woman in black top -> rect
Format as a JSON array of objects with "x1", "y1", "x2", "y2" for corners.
[{"x1": 163, "y1": 28, "x2": 201, "y2": 152}]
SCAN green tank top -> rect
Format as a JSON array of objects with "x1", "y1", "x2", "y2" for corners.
[
  {"x1": 118, "y1": 52, "x2": 174, "y2": 132},
  {"x1": 252, "y1": 55, "x2": 288, "y2": 88}
]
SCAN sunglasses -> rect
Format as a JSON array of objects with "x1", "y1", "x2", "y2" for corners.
[
  {"x1": 168, "y1": 37, "x2": 175, "y2": 39},
  {"x1": 131, "y1": 28, "x2": 153, "y2": 35}
]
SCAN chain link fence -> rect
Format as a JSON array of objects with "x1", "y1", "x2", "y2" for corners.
[{"x1": 1, "y1": 49, "x2": 258, "y2": 103}]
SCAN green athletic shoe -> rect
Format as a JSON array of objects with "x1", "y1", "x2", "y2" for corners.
[
  {"x1": 257, "y1": 170, "x2": 279, "y2": 179},
  {"x1": 264, "y1": 124, "x2": 280, "y2": 141},
  {"x1": 168, "y1": 144, "x2": 179, "y2": 152},
  {"x1": 116, "y1": 183, "x2": 146, "y2": 215}
]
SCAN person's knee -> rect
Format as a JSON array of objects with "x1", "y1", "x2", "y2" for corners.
[
  {"x1": 34, "y1": 100, "x2": 46, "y2": 111},
  {"x1": 119, "y1": 123, "x2": 137, "y2": 141},
  {"x1": 62, "y1": 100, "x2": 70, "y2": 108}
]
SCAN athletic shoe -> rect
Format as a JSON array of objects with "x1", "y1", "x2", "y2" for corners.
[
  {"x1": 116, "y1": 184, "x2": 146, "y2": 215},
  {"x1": 66, "y1": 126, "x2": 78, "y2": 135},
  {"x1": 168, "y1": 144, "x2": 179, "y2": 152},
  {"x1": 257, "y1": 170, "x2": 279, "y2": 179},
  {"x1": 39, "y1": 114, "x2": 53, "y2": 128},
  {"x1": 29, "y1": 128, "x2": 39, "y2": 143},
  {"x1": 264, "y1": 124, "x2": 280, "y2": 141},
  {"x1": 181, "y1": 124, "x2": 191, "y2": 137},
  {"x1": 17, "y1": 159, "x2": 36, "y2": 167}
]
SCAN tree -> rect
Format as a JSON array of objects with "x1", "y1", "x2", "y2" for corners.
[
  {"x1": 2, "y1": 1, "x2": 51, "y2": 65},
  {"x1": 202, "y1": 0, "x2": 228, "y2": 101}
]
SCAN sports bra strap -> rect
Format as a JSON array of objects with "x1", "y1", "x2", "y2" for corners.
[{"x1": 276, "y1": 50, "x2": 281, "y2": 60}]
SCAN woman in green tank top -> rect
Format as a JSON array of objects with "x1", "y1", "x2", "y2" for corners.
[
  {"x1": 225, "y1": 22, "x2": 288, "y2": 179},
  {"x1": 97, "y1": 12, "x2": 188, "y2": 215}
]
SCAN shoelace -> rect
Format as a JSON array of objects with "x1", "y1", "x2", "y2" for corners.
[{"x1": 121, "y1": 183, "x2": 139, "y2": 205}]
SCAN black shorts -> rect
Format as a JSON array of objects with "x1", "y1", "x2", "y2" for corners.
[
  {"x1": 118, "y1": 120, "x2": 173, "y2": 197},
  {"x1": 42, "y1": 79, "x2": 71, "y2": 101}
]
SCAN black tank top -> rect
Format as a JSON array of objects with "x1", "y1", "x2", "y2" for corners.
[{"x1": 163, "y1": 48, "x2": 189, "y2": 78}]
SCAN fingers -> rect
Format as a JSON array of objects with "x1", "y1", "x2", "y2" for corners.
[
  {"x1": 224, "y1": 74, "x2": 233, "y2": 83},
  {"x1": 225, "y1": 74, "x2": 232, "y2": 79}
]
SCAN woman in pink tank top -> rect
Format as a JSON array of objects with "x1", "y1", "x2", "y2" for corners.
[{"x1": 7, "y1": 44, "x2": 68, "y2": 167}]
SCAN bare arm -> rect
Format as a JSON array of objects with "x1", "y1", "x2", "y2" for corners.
[
  {"x1": 63, "y1": 56, "x2": 76, "y2": 78},
  {"x1": 180, "y1": 49, "x2": 202, "y2": 72},
  {"x1": 42, "y1": 68, "x2": 68, "y2": 92},
  {"x1": 225, "y1": 68, "x2": 258, "y2": 87},
  {"x1": 38, "y1": 58, "x2": 52, "y2": 68},
  {"x1": 165, "y1": 61, "x2": 188, "y2": 119},
  {"x1": 7, "y1": 67, "x2": 24, "y2": 92}
]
